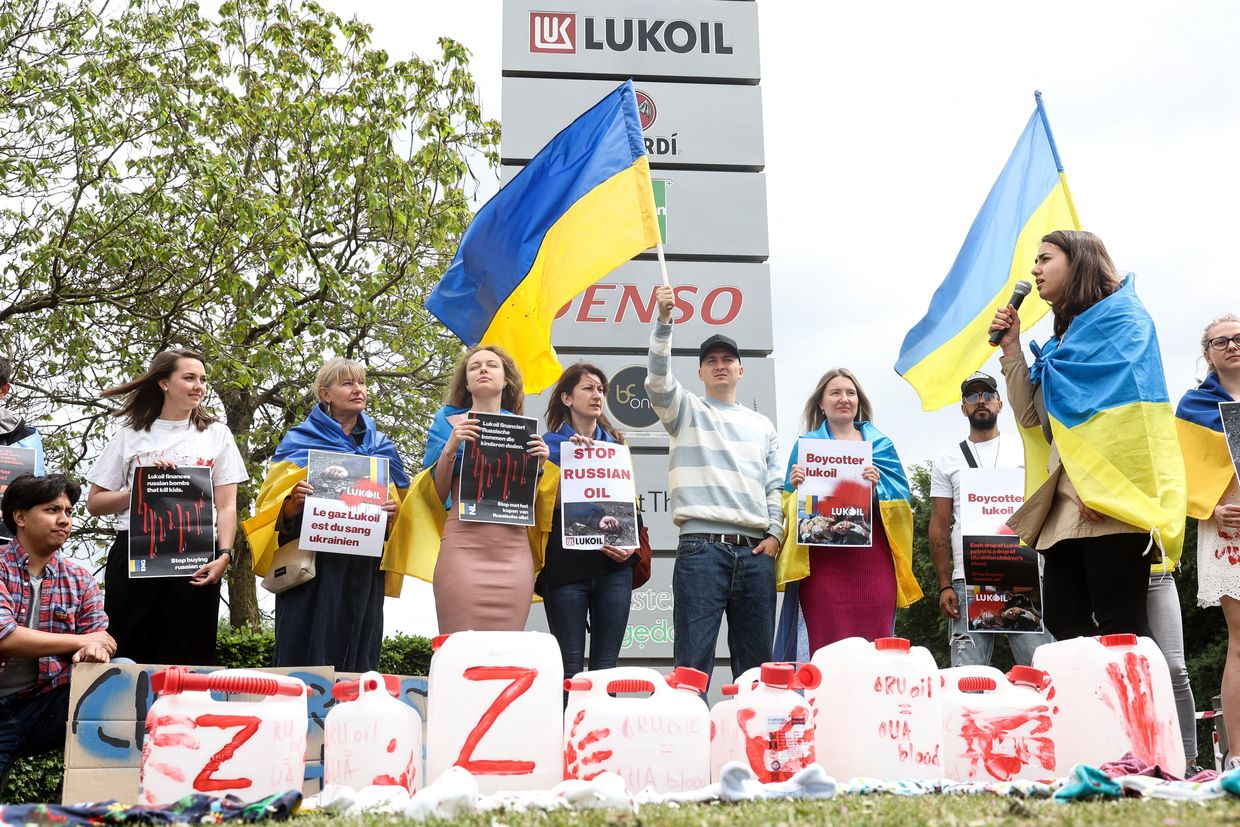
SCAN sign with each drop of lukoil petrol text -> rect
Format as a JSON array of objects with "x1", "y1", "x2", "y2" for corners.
[
  {"x1": 507, "y1": 1, "x2": 761, "y2": 83},
  {"x1": 501, "y1": 77, "x2": 765, "y2": 170}
]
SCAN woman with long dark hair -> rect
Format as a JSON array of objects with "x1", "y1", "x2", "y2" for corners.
[
  {"x1": 989, "y1": 230, "x2": 1185, "y2": 641},
  {"x1": 85, "y1": 349, "x2": 247, "y2": 664},
  {"x1": 536, "y1": 363, "x2": 637, "y2": 680}
]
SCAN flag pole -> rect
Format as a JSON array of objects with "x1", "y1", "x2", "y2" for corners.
[{"x1": 655, "y1": 242, "x2": 670, "y2": 286}]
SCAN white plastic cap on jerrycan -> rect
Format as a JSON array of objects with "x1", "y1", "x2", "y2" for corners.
[
  {"x1": 426, "y1": 631, "x2": 564, "y2": 793},
  {"x1": 729, "y1": 662, "x2": 822, "y2": 783},
  {"x1": 1030, "y1": 633, "x2": 1185, "y2": 777},
  {"x1": 563, "y1": 665, "x2": 710, "y2": 793},
  {"x1": 939, "y1": 664, "x2": 1056, "y2": 782},
  {"x1": 325, "y1": 671, "x2": 423, "y2": 793},
  {"x1": 140, "y1": 667, "x2": 308, "y2": 806},
  {"x1": 809, "y1": 636, "x2": 944, "y2": 780},
  {"x1": 709, "y1": 666, "x2": 762, "y2": 781}
]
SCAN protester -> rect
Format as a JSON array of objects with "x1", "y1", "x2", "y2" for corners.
[
  {"x1": 780, "y1": 369, "x2": 920, "y2": 653},
  {"x1": 0, "y1": 474, "x2": 113, "y2": 778},
  {"x1": 646, "y1": 285, "x2": 783, "y2": 681},
  {"x1": 929, "y1": 371, "x2": 1054, "y2": 667},
  {"x1": 536, "y1": 363, "x2": 637, "y2": 682},
  {"x1": 85, "y1": 349, "x2": 247, "y2": 665},
  {"x1": 1178, "y1": 313, "x2": 1240, "y2": 771},
  {"x1": 244, "y1": 358, "x2": 406, "y2": 672},
  {"x1": 0, "y1": 358, "x2": 44, "y2": 477},
  {"x1": 419, "y1": 345, "x2": 548, "y2": 633},
  {"x1": 989, "y1": 230, "x2": 1185, "y2": 640}
]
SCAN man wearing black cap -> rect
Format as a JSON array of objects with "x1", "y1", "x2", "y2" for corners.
[
  {"x1": 928, "y1": 371, "x2": 1054, "y2": 667},
  {"x1": 645, "y1": 285, "x2": 784, "y2": 683}
]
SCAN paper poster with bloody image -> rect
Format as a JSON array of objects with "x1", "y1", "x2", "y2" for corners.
[
  {"x1": 128, "y1": 466, "x2": 215, "y2": 578},
  {"x1": 795, "y1": 438, "x2": 873, "y2": 547},
  {"x1": 299, "y1": 449, "x2": 390, "y2": 558},
  {"x1": 0, "y1": 445, "x2": 37, "y2": 541},
  {"x1": 457, "y1": 411, "x2": 539, "y2": 526},
  {"x1": 960, "y1": 468, "x2": 1045, "y2": 634}
]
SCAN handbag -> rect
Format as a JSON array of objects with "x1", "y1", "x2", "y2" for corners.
[
  {"x1": 631, "y1": 524, "x2": 652, "y2": 590},
  {"x1": 261, "y1": 539, "x2": 316, "y2": 594}
]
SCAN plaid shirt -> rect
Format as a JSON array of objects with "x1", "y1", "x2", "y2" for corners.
[{"x1": 0, "y1": 539, "x2": 108, "y2": 696}]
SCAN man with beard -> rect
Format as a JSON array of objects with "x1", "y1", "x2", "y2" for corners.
[{"x1": 929, "y1": 372, "x2": 1054, "y2": 666}]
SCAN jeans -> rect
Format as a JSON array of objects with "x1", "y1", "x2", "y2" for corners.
[
  {"x1": 1147, "y1": 572, "x2": 1198, "y2": 762},
  {"x1": 949, "y1": 580, "x2": 1055, "y2": 667},
  {"x1": 672, "y1": 536, "x2": 775, "y2": 685},
  {"x1": 0, "y1": 683, "x2": 70, "y2": 779},
  {"x1": 543, "y1": 567, "x2": 633, "y2": 680},
  {"x1": 1041, "y1": 534, "x2": 1154, "y2": 639}
]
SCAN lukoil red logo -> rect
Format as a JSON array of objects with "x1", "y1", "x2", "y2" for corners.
[
  {"x1": 530, "y1": 12, "x2": 575, "y2": 53},
  {"x1": 635, "y1": 90, "x2": 656, "y2": 131}
]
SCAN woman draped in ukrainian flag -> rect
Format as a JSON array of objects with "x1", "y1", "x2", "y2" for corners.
[
  {"x1": 394, "y1": 345, "x2": 548, "y2": 634},
  {"x1": 1178, "y1": 313, "x2": 1240, "y2": 770},
  {"x1": 774, "y1": 368, "x2": 921, "y2": 656},
  {"x1": 243, "y1": 358, "x2": 407, "y2": 672},
  {"x1": 990, "y1": 230, "x2": 1186, "y2": 643}
]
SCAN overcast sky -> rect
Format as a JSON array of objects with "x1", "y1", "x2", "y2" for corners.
[{"x1": 320, "y1": 0, "x2": 1240, "y2": 636}]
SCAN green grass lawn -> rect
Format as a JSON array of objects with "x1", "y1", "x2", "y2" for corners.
[{"x1": 288, "y1": 795, "x2": 1239, "y2": 826}]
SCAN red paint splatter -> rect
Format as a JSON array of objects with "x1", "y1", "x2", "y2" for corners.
[
  {"x1": 150, "y1": 762, "x2": 186, "y2": 782},
  {"x1": 1103, "y1": 652, "x2": 1171, "y2": 768},
  {"x1": 386, "y1": 739, "x2": 397, "y2": 753},
  {"x1": 956, "y1": 707, "x2": 1056, "y2": 780},
  {"x1": 151, "y1": 731, "x2": 199, "y2": 748},
  {"x1": 736, "y1": 706, "x2": 815, "y2": 783},
  {"x1": 564, "y1": 708, "x2": 612, "y2": 780}
]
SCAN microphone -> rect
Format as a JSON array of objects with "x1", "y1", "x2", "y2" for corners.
[{"x1": 988, "y1": 280, "x2": 1033, "y2": 346}]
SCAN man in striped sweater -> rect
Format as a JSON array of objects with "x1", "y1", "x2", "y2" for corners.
[{"x1": 646, "y1": 285, "x2": 785, "y2": 683}]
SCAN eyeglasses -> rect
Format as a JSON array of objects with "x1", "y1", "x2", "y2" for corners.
[
  {"x1": 1208, "y1": 334, "x2": 1240, "y2": 351},
  {"x1": 963, "y1": 391, "x2": 999, "y2": 404}
]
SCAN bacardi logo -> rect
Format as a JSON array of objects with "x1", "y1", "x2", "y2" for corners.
[
  {"x1": 635, "y1": 89, "x2": 656, "y2": 130},
  {"x1": 529, "y1": 11, "x2": 575, "y2": 53}
]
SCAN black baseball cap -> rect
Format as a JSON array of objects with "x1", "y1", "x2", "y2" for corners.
[
  {"x1": 960, "y1": 371, "x2": 998, "y2": 396},
  {"x1": 699, "y1": 334, "x2": 740, "y2": 363}
]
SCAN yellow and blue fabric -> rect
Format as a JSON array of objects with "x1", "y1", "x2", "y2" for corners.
[
  {"x1": 896, "y1": 92, "x2": 1081, "y2": 411},
  {"x1": 1175, "y1": 373, "x2": 1236, "y2": 521},
  {"x1": 387, "y1": 405, "x2": 553, "y2": 596},
  {"x1": 242, "y1": 404, "x2": 410, "y2": 596},
  {"x1": 1025, "y1": 275, "x2": 1187, "y2": 562},
  {"x1": 774, "y1": 421, "x2": 922, "y2": 609},
  {"x1": 425, "y1": 79, "x2": 661, "y2": 395}
]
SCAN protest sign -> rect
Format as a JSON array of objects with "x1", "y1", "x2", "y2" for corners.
[
  {"x1": 457, "y1": 411, "x2": 539, "y2": 526},
  {"x1": 960, "y1": 467, "x2": 1045, "y2": 634},
  {"x1": 559, "y1": 442, "x2": 638, "y2": 550},
  {"x1": 0, "y1": 445, "x2": 37, "y2": 540},
  {"x1": 794, "y1": 438, "x2": 872, "y2": 547},
  {"x1": 299, "y1": 449, "x2": 390, "y2": 558},
  {"x1": 128, "y1": 466, "x2": 215, "y2": 578},
  {"x1": 1222, "y1": 401, "x2": 1240, "y2": 481}
]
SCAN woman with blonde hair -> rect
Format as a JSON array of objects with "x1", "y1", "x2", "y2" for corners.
[
  {"x1": 245, "y1": 357, "x2": 406, "y2": 671},
  {"x1": 420, "y1": 345, "x2": 548, "y2": 633},
  {"x1": 86, "y1": 349, "x2": 247, "y2": 665}
]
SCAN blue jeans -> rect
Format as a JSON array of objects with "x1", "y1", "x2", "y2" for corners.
[
  {"x1": 949, "y1": 580, "x2": 1056, "y2": 667},
  {"x1": 543, "y1": 567, "x2": 633, "y2": 680},
  {"x1": 673, "y1": 537, "x2": 775, "y2": 684},
  {"x1": 0, "y1": 683, "x2": 70, "y2": 779}
]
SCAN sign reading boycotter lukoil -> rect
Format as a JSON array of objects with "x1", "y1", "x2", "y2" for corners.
[
  {"x1": 500, "y1": 166, "x2": 768, "y2": 261},
  {"x1": 506, "y1": 1, "x2": 761, "y2": 83},
  {"x1": 552, "y1": 260, "x2": 772, "y2": 353},
  {"x1": 502, "y1": 77, "x2": 764, "y2": 170}
]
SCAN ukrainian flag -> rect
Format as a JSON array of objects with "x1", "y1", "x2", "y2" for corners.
[
  {"x1": 1175, "y1": 374, "x2": 1236, "y2": 521},
  {"x1": 426, "y1": 80, "x2": 661, "y2": 394},
  {"x1": 1029, "y1": 276, "x2": 1187, "y2": 560},
  {"x1": 896, "y1": 92, "x2": 1081, "y2": 411}
]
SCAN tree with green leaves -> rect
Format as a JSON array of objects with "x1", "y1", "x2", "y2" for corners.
[{"x1": 1, "y1": 0, "x2": 499, "y2": 627}]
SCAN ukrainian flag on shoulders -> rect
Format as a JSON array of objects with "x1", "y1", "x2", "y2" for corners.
[
  {"x1": 896, "y1": 93, "x2": 1081, "y2": 411},
  {"x1": 426, "y1": 80, "x2": 661, "y2": 394}
]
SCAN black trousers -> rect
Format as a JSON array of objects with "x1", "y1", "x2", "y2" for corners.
[
  {"x1": 104, "y1": 532, "x2": 220, "y2": 665},
  {"x1": 1041, "y1": 532, "x2": 1154, "y2": 640}
]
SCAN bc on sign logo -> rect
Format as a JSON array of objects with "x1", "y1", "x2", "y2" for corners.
[
  {"x1": 529, "y1": 12, "x2": 575, "y2": 53},
  {"x1": 606, "y1": 365, "x2": 660, "y2": 430}
]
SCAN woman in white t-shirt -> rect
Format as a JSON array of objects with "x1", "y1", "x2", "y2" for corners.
[{"x1": 85, "y1": 349, "x2": 248, "y2": 665}]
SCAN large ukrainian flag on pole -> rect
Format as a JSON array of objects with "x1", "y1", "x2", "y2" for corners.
[
  {"x1": 426, "y1": 80, "x2": 661, "y2": 394},
  {"x1": 896, "y1": 92, "x2": 1081, "y2": 411}
]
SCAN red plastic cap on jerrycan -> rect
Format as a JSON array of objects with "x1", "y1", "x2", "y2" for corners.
[
  {"x1": 760, "y1": 663, "x2": 796, "y2": 688},
  {"x1": 1099, "y1": 633, "x2": 1139, "y2": 647},
  {"x1": 721, "y1": 684, "x2": 739, "y2": 697},
  {"x1": 874, "y1": 637, "x2": 911, "y2": 652},
  {"x1": 1006, "y1": 665, "x2": 1050, "y2": 690},
  {"x1": 332, "y1": 673, "x2": 402, "y2": 701},
  {"x1": 150, "y1": 665, "x2": 305, "y2": 697},
  {"x1": 430, "y1": 633, "x2": 450, "y2": 651},
  {"x1": 668, "y1": 666, "x2": 710, "y2": 693}
]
